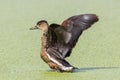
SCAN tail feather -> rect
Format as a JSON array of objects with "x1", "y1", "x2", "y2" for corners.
[{"x1": 46, "y1": 47, "x2": 75, "y2": 72}]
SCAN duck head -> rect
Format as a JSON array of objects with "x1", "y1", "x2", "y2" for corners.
[{"x1": 30, "y1": 20, "x2": 48, "y2": 31}]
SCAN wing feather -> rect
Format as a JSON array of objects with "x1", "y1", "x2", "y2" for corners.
[{"x1": 48, "y1": 14, "x2": 99, "y2": 58}]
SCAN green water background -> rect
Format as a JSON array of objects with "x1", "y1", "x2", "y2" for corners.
[{"x1": 0, "y1": 0, "x2": 120, "y2": 80}]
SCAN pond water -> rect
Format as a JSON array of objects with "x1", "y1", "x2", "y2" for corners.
[{"x1": 0, "y1": 0, "x2": 120, "y2": 80}]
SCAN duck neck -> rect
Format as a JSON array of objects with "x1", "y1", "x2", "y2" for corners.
[
  {"x1": 43, "y1": 29, "x2": 48, "y2": 34},
  {"x1": 41, "y1": 29, "x2": 48, "y2": 50}
]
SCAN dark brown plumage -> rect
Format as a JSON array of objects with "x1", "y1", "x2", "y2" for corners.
[{"x1": 30, "y1": 14, "x2": 99, "y2": 72}]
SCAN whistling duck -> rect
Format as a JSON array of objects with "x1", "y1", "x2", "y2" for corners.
[{"x1": 30, "y1": 14, "x2": 99, "y2": 72}]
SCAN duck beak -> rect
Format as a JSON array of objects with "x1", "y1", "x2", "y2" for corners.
[{"x1": 29, "y1": 26, "x2": 38, "y2": 30}]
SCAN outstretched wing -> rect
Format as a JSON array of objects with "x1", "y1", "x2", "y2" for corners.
[
  {"x1": 49, "y1": 14, "x2": 99, "y2": 58},
  {"x1": 61, "y1": 14, "x2": 99, "y2": 48}
]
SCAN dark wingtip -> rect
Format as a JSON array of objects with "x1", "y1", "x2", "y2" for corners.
[{"x1": 82, "y1": 14, "x2": 99, "y2": 23}]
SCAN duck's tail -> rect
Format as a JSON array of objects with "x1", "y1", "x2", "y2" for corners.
[
  {"x1": 47, "y1": 53, "x2": 76, "y2": 72},
  {"x1": 46, "y1": 47, "x2": 76, "y2": 72}
]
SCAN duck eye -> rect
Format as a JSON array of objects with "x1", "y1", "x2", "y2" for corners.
[{"x1": 38, "y1": 23, "x2": 41, "y2": 25}]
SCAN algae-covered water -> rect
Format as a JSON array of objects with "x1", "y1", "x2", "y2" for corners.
[{"x1": 0, "y1": 0, "x2": 120, "y2": 80}]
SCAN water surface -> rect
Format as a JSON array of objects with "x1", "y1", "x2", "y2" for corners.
[{"x1": 0, "y1": 0, "x2": 120, "y2": 80}]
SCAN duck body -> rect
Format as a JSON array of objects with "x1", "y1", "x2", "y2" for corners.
[{"x1": 30, "y1": 14, "x2": 99, "y2": 72}]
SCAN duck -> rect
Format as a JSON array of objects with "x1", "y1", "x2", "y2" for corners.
[{"x1": 30, "y1": 14, "x2": 99, "y2": 72}]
